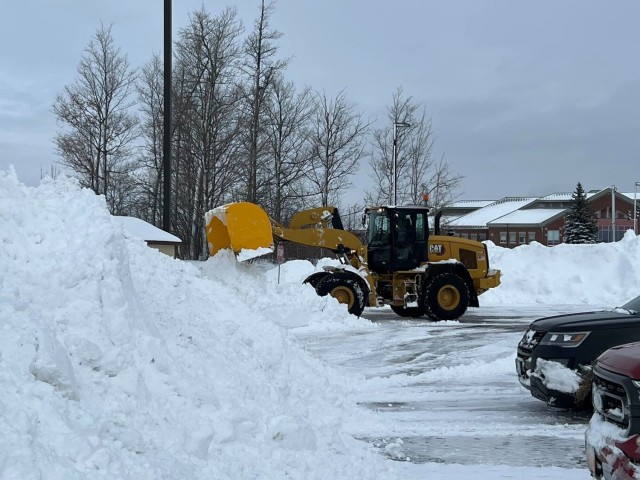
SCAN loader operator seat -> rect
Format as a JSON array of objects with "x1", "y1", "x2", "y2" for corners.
[
  {"x1": 395, "y1": 215, "x2": 415, "y2": 261},
  {"x1": 392, "y1": 209, "x2": 428, "y2": 271},
  {"x1": 367, "y1": 208, "x2": 428, "y2": 272}
]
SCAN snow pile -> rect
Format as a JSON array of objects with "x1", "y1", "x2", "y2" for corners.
[
  {"x1": 482, "y1": 238, "x2": 640, "y2": 306},
  {"x1": 586, "y1": 413, "x2": 629, "y2": 451},
  {"x1": 0, "y1": 170, "x2": 392, "y2": 479},
  {"x1": 2, "y1": 168, "x2": 635, "y2": 479},
  {"x1": 532, "y1": 359, "x2": 582, "y2": 393}
]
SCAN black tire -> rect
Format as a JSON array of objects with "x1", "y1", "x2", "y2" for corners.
[
  {"x1": 390, "y1": 305, "x2": 425, "y2": 318},
  {"x1": 303, "y1": 271, "x2": 330, "y2": 289},
  {"x1": 423, "y1": 272, "x2": 469, "y2": 321},
  {"x1": 315, "y1": 272, "x2": 366, "y2": 317}
]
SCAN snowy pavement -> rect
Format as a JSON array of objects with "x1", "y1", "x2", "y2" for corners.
[{"x1": 289, "y1": 304, "x2": 594, "y2": 478}]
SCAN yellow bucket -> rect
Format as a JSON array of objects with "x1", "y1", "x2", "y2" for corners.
[{"x1": 206, "y1": 202, "x2": 274, "y2": 259}]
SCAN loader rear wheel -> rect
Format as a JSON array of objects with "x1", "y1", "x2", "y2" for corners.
[
  {"x1": 390, "y1": 306, "x2": 424, "y2": 318},
  {"x1": 315, "y1": 272, "x2": 366, "y2": 317},
  {"x1": 424, "y1": 272, "x2": 469, "y2": 321}
]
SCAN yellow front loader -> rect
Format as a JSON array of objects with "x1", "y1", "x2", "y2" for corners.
[{"x1": 206, "y1": 202, "x2": 500, "y2": 320}]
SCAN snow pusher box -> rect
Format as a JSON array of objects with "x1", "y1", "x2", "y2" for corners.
[{"x1": 206, "y1": 202, "x2": 500, "y2": 320}]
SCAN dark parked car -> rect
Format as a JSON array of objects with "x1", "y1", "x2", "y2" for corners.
[
  {"x1": 586, "y1": 342, "x2": 640, "y2": 479},
  {"x1": 516, "y1": 295, "x2": 640, "y2": 409}
]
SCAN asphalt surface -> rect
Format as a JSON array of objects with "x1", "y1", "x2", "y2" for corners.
[{"x1": 299, "y1": 305, "x2": 592, "y2": 469}]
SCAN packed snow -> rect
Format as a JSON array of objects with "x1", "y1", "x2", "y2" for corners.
[
  {"x1": 483, "y1": 236, "x2": 640, "y2": 306},
  {"x1": 532, "y1": 358, "x2": 583, "y2": 394},
  {"x1": 4, "y1": 168, "x2": 640, "y2": 478}
]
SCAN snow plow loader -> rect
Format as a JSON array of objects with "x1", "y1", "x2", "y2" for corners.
[{"x1": 206, "y1": 202, "x2": 500, "y2": 320}]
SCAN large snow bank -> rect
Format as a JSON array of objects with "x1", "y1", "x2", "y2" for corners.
[
  {"x1": 0, "y1": 170, "x2": 393, "y2": 479},
  {"x1": 481, "y1": 239, "x2": 640, "y2": 306},
  {"x1": 1, "y1": 167, "x2": 632, "y2": 479}
]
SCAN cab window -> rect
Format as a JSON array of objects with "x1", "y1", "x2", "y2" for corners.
[{"x1": 367, "y1": 211, "x2": 391, "y2": 246}]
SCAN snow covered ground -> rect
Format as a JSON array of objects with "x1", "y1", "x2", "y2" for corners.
[{"x1": 3, "y1": 169, "x2": 638, "y2": 479}]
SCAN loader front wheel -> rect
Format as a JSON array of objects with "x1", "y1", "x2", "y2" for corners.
[
  {"x1": 423, "y1": 272, "x2": 469, "y2": 321},
  {"x1": 303, "y1": 271, "x2": 330, "y2": 289},
  {"x1": 315, "y1": 272, "x2": 366, "y2": 317}
]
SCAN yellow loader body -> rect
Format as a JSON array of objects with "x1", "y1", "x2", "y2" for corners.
[{"x1": 205, "y1": 201, "x2": 500, "y2": 321}]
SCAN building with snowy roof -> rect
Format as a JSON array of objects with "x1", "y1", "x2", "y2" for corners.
[
  {"x1": 438, "y1": 187, "x2": 638, "y2": 247},
  {"x1": 114, "y1": 216, "x2": 182, "y2": 258}
]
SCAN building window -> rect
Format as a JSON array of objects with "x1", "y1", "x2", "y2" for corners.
[
  {"x1": 509, "y1": 231, "x2": 516, "y2": 245},
  {"x1": 598, "y1": 226, "x2": 611, "y2": 243},
  {"x1": 478, "y1": 233, "x2": 487, "y2": 241},
  {"x1": 617, "y1": 226, "x2": 626, "y2": 241},
  {"x1": 598, "y1": 225, "x2": 627, "y2": 243},
  {"x1": 518, "y1": 232, "x2": 526, "y2": 244},
  {"x1": 528, "y1": 231, "x2": 536, "y2": 242},
  {"x1": 499, "y1": 231, "x2": 507, "y2": 244},
  {"x1": 547, "y1": 229, "x2": 560, "y2": 246},
  {"x1": 470, "y1": 233, "x2": 478, "y2": 241}
]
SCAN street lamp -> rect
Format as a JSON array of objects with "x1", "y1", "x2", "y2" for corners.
[
  {"x1": 392, "y1": 122, "x2": 411, "y2": 205},
  {"x1": 635, "y1": 181, "x2": 640, "y2": 235}
]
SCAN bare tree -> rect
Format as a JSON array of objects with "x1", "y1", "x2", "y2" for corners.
[
  {"x1": 263, "y1": 75, "x2": 313, "y2": 223},
  {"x1": 339, "y1": 202, "x2": 366, "y2": 231},
  {"x1": 52, "y1": 23, "x2": 138, "y2": 212},
  {"x1": 239, "y1": 0, "x2": 288, "y2": 205},
  {"x1": 307, "y1": 90, "x2": 369, "y2": 206},
  {"x1": 172, "y1": 8, "x2": 244, "y2": 259},
  {"x1": 135, "y1": 54, "x2": 165, "y2": 225},
  {"x1": 365, "y1": 130, "x2": 394, "y2": 206},
  {"x1": 366, "y1": 87, "x2": 462, "y2": 210},
  {"x1": 425, "y1": 154, "x2": 463, "y2": 213},
  {"x1": 40, "y1": 163, "x2": 60, "y2": 180}
]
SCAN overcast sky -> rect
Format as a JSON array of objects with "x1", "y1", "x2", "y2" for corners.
[{"x1": 2, "y1": 0, "x2": 640, "y2": 205}]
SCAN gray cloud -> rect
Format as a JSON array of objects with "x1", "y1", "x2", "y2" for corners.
[{"x1": 2, "y1": 0, "x2": 640, "y2": 204}]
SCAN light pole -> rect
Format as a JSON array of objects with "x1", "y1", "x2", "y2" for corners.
[
  {"x1": 163, "y1": 0, "x2": 172, "y2": 233},
  {"x1": 392, "y1": 122, "x2": 410, "y2": 205},
  {"x1": 635, "y1": 182, "x2": 640, "y2": 235}
]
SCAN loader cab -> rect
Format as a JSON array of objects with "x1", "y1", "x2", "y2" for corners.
[{"x1": 364, "y1": 206, "x2": 429, "y2": 272}]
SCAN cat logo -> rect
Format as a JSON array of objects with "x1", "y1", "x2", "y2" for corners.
[{"x1": 429, "y1": 244, "x2": 445, "y2": 255}]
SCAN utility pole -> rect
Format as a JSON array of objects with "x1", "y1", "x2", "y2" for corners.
[{"x1": 163, "y1": 0, "x2": 172, "y2": 233}]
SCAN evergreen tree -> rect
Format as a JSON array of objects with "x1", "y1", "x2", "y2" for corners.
[{"x1": 563, "y1": 182, "x2": 598, "y2": 244}]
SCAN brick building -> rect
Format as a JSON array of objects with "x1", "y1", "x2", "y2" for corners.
[{"x1": 439, "y1": 187, "x2": 637, "y2": 248}]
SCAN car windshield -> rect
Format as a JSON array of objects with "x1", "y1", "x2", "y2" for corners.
[{"x1": 616, "y1": 295, "x2": 640, "y2": 314}]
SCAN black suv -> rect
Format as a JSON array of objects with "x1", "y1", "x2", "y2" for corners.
[{"x1": 516, "y1": 295, "x2": 640, "y2": 409}]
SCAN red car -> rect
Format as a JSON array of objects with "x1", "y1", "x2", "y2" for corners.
[{"x1": 586, "y1": 341, "x2": 640, "y2": 479}]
